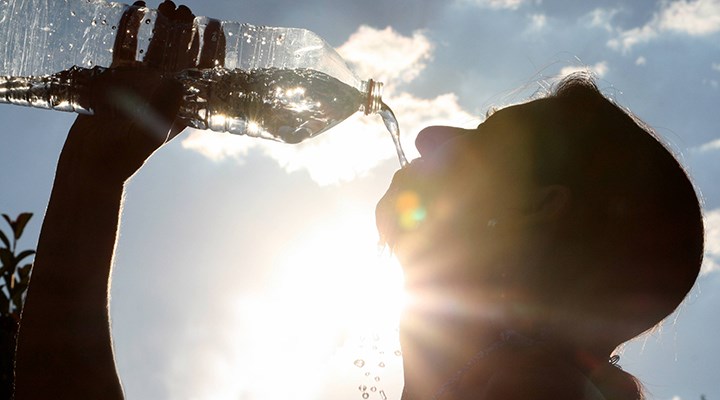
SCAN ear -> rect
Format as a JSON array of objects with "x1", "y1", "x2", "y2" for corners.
[{"x1": 525, "y1": 185, "x2": 572, "y2": 223}]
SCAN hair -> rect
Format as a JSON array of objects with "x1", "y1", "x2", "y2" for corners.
[{"x1": 512, "y1": 73, "x2": 704, "y2": 399}]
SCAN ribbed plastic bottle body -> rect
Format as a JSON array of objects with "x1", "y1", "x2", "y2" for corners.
[
  {"x1": 0, "y1": 0, "x2": 387, "y2": 144},
  {"x1": 0, "y1": 0, "x2": 146, "y2": 76},
  {"x1": 176, "y1": 67, "x2": 371, "y2": 143},
  {"x1": 0, "y1": 0, "x2": 362, "y2": 89}
]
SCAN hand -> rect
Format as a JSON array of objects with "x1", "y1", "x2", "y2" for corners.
[{"x1": 65, "y1": 1, "x2": 226, "y2": 182}]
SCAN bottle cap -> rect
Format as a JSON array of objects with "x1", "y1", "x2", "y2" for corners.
[{"x1": 362, "y1": 79, "x2": 383, "y2": 115}]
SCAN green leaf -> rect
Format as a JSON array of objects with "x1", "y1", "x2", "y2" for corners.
[
  {"x1": 13, "y1": 213, "x2": 33, "y2": 240},
  {"x1": 15, "y1": 249, "x2": 35, "y2": 266},
  {"x1": 0, "y1": 229, "x2": 10, "y2": 249}
]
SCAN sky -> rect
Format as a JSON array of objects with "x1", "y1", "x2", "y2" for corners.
[{"x1": 2, "y1": 0, "x2": 720, "y2": 399}]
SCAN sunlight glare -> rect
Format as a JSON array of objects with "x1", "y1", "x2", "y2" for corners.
[{"x1": 228, "y1": 215, "x2": 406, "y2": 399}]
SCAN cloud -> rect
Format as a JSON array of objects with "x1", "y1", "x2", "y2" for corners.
[
  {"x1": 455, "y1": 0, "x2": 528, "y2": 10},
  {"x1": 685, "y1": 137, "x2": 720, "y2": 274},
  {"x1": 703, "y1": 208, "x2": 720, "y2": 274},
  {"x1": 528, "y1": 13, "x2": 547, "y2": 30},
  {"x1": 635, "y1": 56, "x2": 647, "y2": 66},
  {"x1": 559, "y1": 61, "x2": 609, "y2": 78},
  {"x1": 181, "y1": 26, "x2": 476, "y2": 186},
  {"x1": 586, "y1": 8, "x2": 620, "y2": 32},
  {"x1": 336, "y1": 26, "x2": 433, "y2": 85},
  {"x1": 608, "y1": 0, "x2": 720, "y2": 52},
  {"x1": 713, "y1": 62, "x2": 720, "y2": 71},
  {"x1": 658, "y1": 0, "x2": 720, "y2": 35}
]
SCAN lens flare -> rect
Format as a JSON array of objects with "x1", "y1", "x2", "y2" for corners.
[{"x1": 395, "y1": 190, "x2": 426, "y2": 230}]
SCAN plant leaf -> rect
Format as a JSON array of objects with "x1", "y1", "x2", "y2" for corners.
[
  {"x1": 0, "y1": 293, "x2": 10, "y2": 315},
  {"x1": 13, "y1": 212, "x2": 33, "y2": 240},
  {"x1": 0, "y1": 248, "x2": 15, "y2": 271},
  {"x1": 14, "y1": 264, "x2": 32, "y2": 286},
  {"x1": 15, "y1": 249, "x2": 36, "y2": 266},
  {"x1": 1, "y1": 214, "x2": 12, "y2": 229},
  {"x1": 0, "y1": 229, "x2": 10, "y2": 249},
  {"x1": 12, "y1": 288, "x2": 27, "y2": 311}
]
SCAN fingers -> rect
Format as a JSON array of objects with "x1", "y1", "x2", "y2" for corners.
[
  {"x1": 197, "y1": 18, "x2": 226, "y2": 68},
  {"x1": 144, "y1": 1, "x2": 198, "y2": 73},
  {"x1": 111, "y1": 2, "x2": 147, "y2": 67}
]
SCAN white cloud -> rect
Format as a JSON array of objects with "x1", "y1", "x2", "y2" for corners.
[
  {"x1": 658, "y1": 0, "x2": 720, "y2": 35},
  {"x1": 713, "y1": 62, "x2": 720, "y2": 71},
  {"x1": 607, "y1": 24, "x2": 659, "y2": 53},
  {"x1": 587, "y1": 8, "x2": 620, "y2": 32},
  {"x1": 608, "y1": 0, "x2": 720, "y2": 52},
  {"x1": 181, "y1": 129, "x2": 253, "y2": 162},
  {"x1": 635, "y1": 56, "x2": 647, "y2": 65},
  {"x1": 181, "y1": 26, "x2": 476, "y2": 186},
  {"x1": 529, "y1": 13, "x2": 547, "y2": 30},
  {"x1": 337, "y1": 26, "x2": 433, "y2": 85},
  {"x1": 456, "y1": 0, "x2": 528, "y2": 10},
  {"x1": 685, "y1": 138, "x2": 720, "y2": 275},
  {"x1": 559, "y1": 61, "x2": 609, "y2": 78},
  {"x1": 702, "y1": 208, "x2": 720, "y2": 274}
]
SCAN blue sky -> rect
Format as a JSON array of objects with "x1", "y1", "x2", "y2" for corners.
[{"x1": 2, "y1": 0, "x2": 720, "y2": 399}]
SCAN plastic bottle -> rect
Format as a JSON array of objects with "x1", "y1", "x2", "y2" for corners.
[
  {"x1": 0, "y1": 0, "x2": 366, "y2": 88},
  {"x1": 0, "y1": 0, "x2": 405, "y2": 153}
]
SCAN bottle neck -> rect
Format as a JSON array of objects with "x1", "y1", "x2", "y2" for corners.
[{"x1": 360, "y1": 79, "x2": 383, "y2": 115}]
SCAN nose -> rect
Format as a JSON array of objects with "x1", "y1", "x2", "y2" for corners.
[{"x1": 415, "y1": 126, "x2": 472, "y2": 157}]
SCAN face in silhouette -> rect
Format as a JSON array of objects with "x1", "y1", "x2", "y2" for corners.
[{"x1": 377, "y1": 102, "x2": 552, "y2": 300}]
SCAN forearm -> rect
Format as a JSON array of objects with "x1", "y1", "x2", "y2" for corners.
[{"x1": 15, "y1": 117, "x2": 127, "y2": 399}]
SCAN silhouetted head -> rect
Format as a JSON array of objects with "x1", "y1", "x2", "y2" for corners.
[{"x1": 376, "y1": 73, "x2": 704, "y2": 358}]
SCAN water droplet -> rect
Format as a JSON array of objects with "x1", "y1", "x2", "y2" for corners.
[
  {"x1": 394, "y1": 350, "x2": 402, "y2": 356},
  {"x1": 378, "y1": 362, "x2": 385, "y2": 368},
  {"x1": 145, "y1": 19, "x2": 151, "y2": 24},
  {"x1": 371, "y1": 386, "x2": 377, "y2": 392},
  {"x1": 91, "y1": 20, "x2": 96, "y2": 26},
  {"x1": 365, "y1": 372, "x2": 371, "y2": 377},
  {"x1": 380, "y1": 390, "x2": 388, "y2": 400},
  {"x1": 139, "y1": 49, "x2": 144, "y2": 54},
  {"x1": 362, "y1": 394, "x2": 369, "y2": 399},
  {"x1": 358, "y1": 385, "x2": 367, "y2": 392},
  {"x1": 374, "y1": 376, "x2": 381, "y2": 382},
  {"x1": 70, "y1": 10, "x2": 76, "y2": 16},
  {"x1": 101, "y1": 19, "x2": 107, "y2": 25},
  {"x1": 111, "y1": 25, "x2": 117, "y2": 30},
  {"x1": 354, "y1": 359, "x2": 365, "y2": 368}
]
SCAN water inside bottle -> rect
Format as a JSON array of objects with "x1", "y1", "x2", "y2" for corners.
[
  {"x1": 0, "y1": 66, "x2": 410, "y2": 167},
  {"x1": 178, "y1": 67, "x2": 409, "y2": 167},
  {"x1": 176, "y1": 67, "x2": 365, "y2": 144}
]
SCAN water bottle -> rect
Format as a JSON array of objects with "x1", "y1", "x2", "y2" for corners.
[{"x1": 0, "y1": 0, "x2": 407, "y2": 158}]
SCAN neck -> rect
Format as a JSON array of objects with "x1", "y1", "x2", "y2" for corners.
[{"x1": 398, "y1": 286, "x2": 507, "y2": 400}]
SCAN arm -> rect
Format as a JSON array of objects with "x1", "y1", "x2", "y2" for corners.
[
  {"x1": 14, "y1": 2, "x2": 223, "y2": 396},
  {"x1": 14, "y1": 72, "x2": 183, "y2": 399}
]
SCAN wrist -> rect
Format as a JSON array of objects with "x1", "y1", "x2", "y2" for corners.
[{"x1": 58, "y1": 114, "x2": 158, "y2": 184}]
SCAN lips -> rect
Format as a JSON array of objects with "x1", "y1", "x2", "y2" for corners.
[{"x1": 376, "y1": 158, "x2": 434, "y2": 247}]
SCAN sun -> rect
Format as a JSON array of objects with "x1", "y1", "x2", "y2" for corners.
[
  {"x1": 273, "y1": 213, "x2": 406, "y2": 335},
  {"x1": 231, "y1": 213, "x2": 406, "y2": 399}
]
